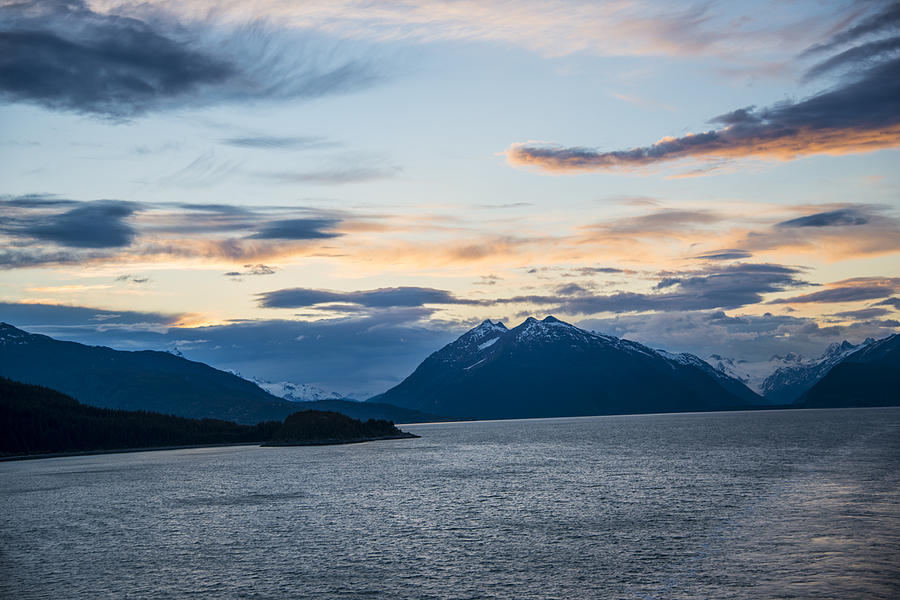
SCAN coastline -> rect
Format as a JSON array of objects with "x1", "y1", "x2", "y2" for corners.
[
  {"x1": 261, "y1": 432, "x2": 420, "y2": 446},
  {"x1": 0, "y1": 432, "x2": 422, "y2": 462},
  {"x1": 0, "y1": 441, "x2": 263, "y2": 463}
]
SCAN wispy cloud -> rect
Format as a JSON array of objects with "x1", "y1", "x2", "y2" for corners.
[
  {"x1": 775, "y1": 207, "x2": 870, "y2": 228},
  {"x1": 260, "y1": 165, "x2": 401, "y2": 185},
  {"x1": 98, "y1": 0, "x2": 841, "y2": 60},
  {"x1": 0, "y1": 0, "x2": 381, "y2": 118},
  {"x1": 258, "y1": 286, "x2": 486, "y2": 310},
  {"x1": 507, "y1": 8, "x2": 900, "y2": 173},
  {"x1": 247, "y1": 218, "x2": 342, "y2": 240},
  {"x1": 221, "y1": 135, "x2": 337, "y2": 150},
  {"x1": 0, "y1": 195, "x2": 352, "y2": 268},
  {"x1": 768, "y1": 277, "x2": 900, "y2": 304}
]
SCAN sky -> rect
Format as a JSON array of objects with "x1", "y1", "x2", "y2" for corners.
[{"x1": 1, "y1": 0, "x2": 899, "y2": 397}]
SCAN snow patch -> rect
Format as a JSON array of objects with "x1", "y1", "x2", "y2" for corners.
[{"x1": 478, "y1": 337, "x2": 499, "y2": 350}]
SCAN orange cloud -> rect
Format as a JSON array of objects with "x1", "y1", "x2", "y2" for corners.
[{"x1": 507, "y1": 55, "x2": 900, "y2": 173}]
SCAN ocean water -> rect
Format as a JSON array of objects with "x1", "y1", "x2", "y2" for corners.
[{"x1": 1, "y1": 408, "x2": 898, "y2": 599}]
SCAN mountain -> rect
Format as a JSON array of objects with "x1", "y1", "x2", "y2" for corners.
[
  {"x1": 705, "y1": 354, "x2": 796, "y2": 399},
  {"x1": 0, "y1": 323, "x2": 439, "y2": 425},
  {"x1": 759, "y1": 339, "x2": 873, "y2": 404},
  {"x1": 372, "y1": 316, "x2": 762, "y2": 420},
  {"x1": 800, "y1": 334, "x2": 900, "y2": 408},
  {"x1": 250, "y1": 379, "x2": 349, "y2": 402},
  {"x1": 655, "y1": 350, "x2": 761, "y2": 405}
]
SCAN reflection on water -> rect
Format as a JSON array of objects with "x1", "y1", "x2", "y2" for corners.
[{"x1": 1, "y1": 408, "x2": 898, "y2": 599}]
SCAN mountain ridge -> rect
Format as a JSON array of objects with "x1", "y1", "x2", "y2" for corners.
[{"x1": 0, "y1": 323, "x2": 439, "y2": 424}]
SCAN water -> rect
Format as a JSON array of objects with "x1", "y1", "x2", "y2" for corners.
[{"x1": 2, "y1": 408, "x2": 899, "y2": 599}]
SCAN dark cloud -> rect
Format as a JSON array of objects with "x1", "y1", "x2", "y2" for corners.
[
  {"x1": 500, "y1": 263, "x2": 806, "y2": 314},
  {"x1": 693, "y1": 249, "x2": 754, "y2": 261},
  {"x1": 0, "y1": 194, "x2": 77, "y2": 208},
  {"x1": 0, "y1": 196, "x2": 355, "y2": 267},
  {"x1": 4, "y1": 200, "x2": 139, "y2": 248},
  {"x1": 831, "y1": 307, "x2": 891, "y2": 320},
  {"x1": 0, "y1": 248, "x2": 95, "y2": 269},
  {"x1": 258, "y1": 286, "x2": 485, "y2": 309},
  {"x1": 0, "y1": 302, "x2": 179, "y2": 329},
  {"x1": 733, "y1": 204, "x2": 900, "y2": 259},
  {"x1": 222, "y1": 136, "x2": 335, "y2": 150},
  {"x1": 776, "y1": 207, "x2": 870, "y2": 228},
  {"x1": 769, "y1": 277, "x2": 900, "y2": 304},
  {"x1": 248, "y1": 218, "x2": 342, "y2": 240},
  {"x1": 116, "y1": 274, "x2": 150, "y2": 284},
  {"x1": 874, "y1": 297, "x2": 900, "y2": 309},
  {"x1": 508, "y1": 24, "x2": 900, "y2": 172},
  {"x1": 803, "y1": 35, "x2": 900, "y2": 81},
  {"x1": 802, "y1": 3, "x2": 900, "y2": 56},
  {"x1": 224, "y1": 264, "x2": 277, "y2": 277},
  {"x1": 0, "y1": 0, "x2": 379, "y2": 118},
  {"x1": 575, "y1": 266, "x2": 625, "y2": 274},
  {"x1": 555, "y1": 283, "x2": 591, "y2": 296}
]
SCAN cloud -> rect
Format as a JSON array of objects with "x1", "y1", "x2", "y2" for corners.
[
  {"x1": 831, "y1": 307, "x2": 892, "y2": 320},
  {"x1": 507, "y1": 27, "x2": 900, "y2": 172},
  {"x1": 0, "y1": 196, "x2": 354, "y2": 268},
  {"x1": 802, "y1": 3, "x2": 900, "y2": 56},
  {"x1": 0, "y1": 194, "x2": 77, "y2": 208},
  {"x1": 103, "y1": 0, "x2": 842, "y2": 61},
  {"x1": 261, "y1": 165, "x2": 400, "y2": 185},
  {"x1": 258, "y1": 286, "x2": 485, "y2": 309},
  {"x1": 775, "y1": 207, "x2": 870, "y2": 228},
  {"x1": 693, "y1": 249, "x2": 754, "y2": 261},
  {"x1": 474, "y1": 274, "x2": 503, "y2": 286},
  {"x1": 116, "y1": 274, "x2": 150, "y2": 284},
  {"x1": 803, "y1": 35, "x2": 900, "y2": 81},
  {"x1": 874, "y1": 297, "x2": 900, "y2": 310},
  {"x1": 224, "y1": 264, "x2": 277, "y2": 277},
  {"x1": 221, "y1": 136, "x2": 336, "y2": 150},
  {"x1": 572, "y1": 266, "x2": 625, "y2": 275},
  {"x1": 247, "y1": 218, "x2": 342, "y2": 240},
  {"x1": 497, "y1": 263, "x2": 807, "y2": 314},
  {"x1": 0, "y1": 0, "x2": 379, "y2": 118},
  {"x1": 3, "y1": 200, "x2": 139, "y2": 248},
  {"x1": 768, "y1": 277, "x2": 900, "y2": 304},
  {"x1": 733, "y1": 204, "x2": 900, "y2": 260},
  {"x1": 0, "y1": 301, "x2": 180, "y2": 330}
]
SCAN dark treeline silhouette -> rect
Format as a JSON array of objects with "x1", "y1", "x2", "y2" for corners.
[
  {"x1": 267, "y1": 409, "x2": 410, "y2": 445},
  {"x1": 1, "y1": 377, "x2": 413, "y2": 457}
]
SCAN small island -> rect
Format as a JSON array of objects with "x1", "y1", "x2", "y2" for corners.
[{"x1": 263, "y1": 409, "x2": 419, "y2": 446}]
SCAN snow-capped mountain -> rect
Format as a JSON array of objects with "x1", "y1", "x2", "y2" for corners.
[
  {"x1": 373, "y1": 316, "x2": 762, "y2": 420},
  {"x1": 759, "y1": 339, "x2": 874, "y2": 404},
  {"x1": 802, "y1": 334, "x2": 899, "y2": 408},
  {"x1": 655, "y1": 349, "x2": 760, "y2": 405},
  {"x1": 251, "y1": 379, "x2": 351, "y2": 403}
]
